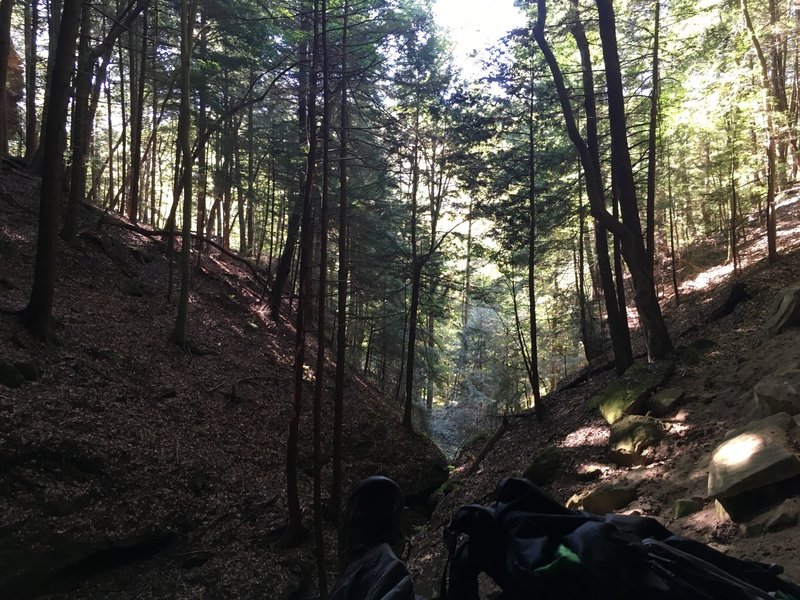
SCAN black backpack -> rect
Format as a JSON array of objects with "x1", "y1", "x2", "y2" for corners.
[{"x1": 440, "y1": 477, "x2": 800, "y2": 600}]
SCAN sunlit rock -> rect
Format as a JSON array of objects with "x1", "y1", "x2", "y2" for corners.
[
  {"x1": 568, "y1": 483, "x2": 637, "y2": 514},
  {"x1": 754, "y1": 368, "x2": 800, "y2": 417},
  {"x1": 764, "y1": 285, "x2": 800, "y2": 337},
  {"x1": 590, "y1": 361, "x2": 674, "y2": 425},
  {"x1": 608, "y1": 415, "x2": 665, "y2": 467},
  {"x1": 708, "y1": 412, "x2": 800, "y2": 501}
]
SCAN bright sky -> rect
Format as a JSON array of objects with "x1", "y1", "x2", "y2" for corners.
[{"x1": 433, "y1": 0, "x2": 524, "y2": 79}]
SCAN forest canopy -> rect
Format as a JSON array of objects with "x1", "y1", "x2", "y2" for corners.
[{"x1": 1, "y1": 0, "x2": 797, "y2": 499}]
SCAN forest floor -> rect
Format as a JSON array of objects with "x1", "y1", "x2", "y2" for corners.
[
  {"x1": 408, "y1": 183, "x2": 800, "y2": 596},
  {"x1": 3, "y1": 161, "x2": 800, "y2": 599},
  {"x1": 0, "y1": 165, "x2": 447, "y2": 599}
]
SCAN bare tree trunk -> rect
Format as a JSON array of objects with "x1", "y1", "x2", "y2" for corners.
[
  {"x1": 527, "y1": 83, "x2": 543, "y2": 420},
  {"x1": 0, "y1": 0, "x2": 15, "y2": 156},
  {"x1": 24, "y1": 0, "x2": 39, "y2": 160},
  {"x1": 270, "y1": 11, "x2": 312, "y2": 320},
  {"x1": 402, "y1": 109, "x2": 422, "y2": 432},
  {"x1": 567, "y1": 9, "x2": 632, "y2": 372},
  {"x1": 128, "y1": 12, "x2": 148, "y2": 223},
  {"x1": 171, "y1": 0, "x2": 194, "y2": 347},
  {"x1": 645, "y1": 0, "x2": 660, "y2": 273},
  {"x1": 741, "y1": 0, "x2": 778, "y2": 263},
  {"x1": 665, "y1": 141, "x2": 680, "y2": 305},
  {"x1": 287, "y1": 1, "x2": 319, "y2": 543},
  {"x1": 23, "y1": 0, "x2": 81, "y2": 340},
  {"x1": 29, "y1": 0, "x2": 62, "y2": 173},
  {"x1": 595, "y1": 0, "x2": 672, "y2": 359},
  {"x1": 312, "y1": 0, "x2": 328, "y2": 592},
  {"x1": 331, "y1": 0, "x2": 349, "y2": 523},
  {"x1": 60, "y1": 0, "x2": 91, "y2": 240}
]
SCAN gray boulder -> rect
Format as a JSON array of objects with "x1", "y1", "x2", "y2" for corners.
[
  {"x1": 590, "y1": 361, "x2": 674, "y2": 425},
  {"x1": 609, "y1": 415, "x2": 665, "y2": 467},
  {"x1": 764, "y1": 285, "x2": 800, "y2": 337},
  {"x1": 754, "y1": 369, "x2": 800, "y2": 417},
  {"x1": 568, "y1": 483, "x2": 637, "y2": 514},
  {"x1": 523, "y1": 446, "x2": 563, "y2": 486},
  {"x1": 708, "y1": 412, "x2": 800, "y2": 500},
  {"x1": 649, "y1": 387, "x2": 685, "y2": 416},
  {"x1": 744, "y1": 498, "x2": 800, "y2": 537},
  {"x1": 674, "y1": 498, "x2": 704, "y2": 519}
]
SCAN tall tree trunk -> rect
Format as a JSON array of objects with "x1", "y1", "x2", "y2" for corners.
[
  {"x1": 29, "y1": 0, "x2": 62, "y2": 173},
  {"x1": 24, "y1": 0, "x2": 39, "y2": 160},
  {"x1": 171, "y1": 0, "x2": 194, "y2": 347},
  {"x1": 331, "y1": 0, "x2": 349, "y2": 525},
  {"x1": 665, "y1": 141, "x2": 680, "y2": 305},
  {"x1": 567, "y1": 9, "x2": 633, "y2": 372},
  {"x1": 645, "y1": 0, "x2": 660, "y2": 273},
  {"x1": 425, "y1": 291, "x2": 435, "y2": 410},
  {"x1": 23, "y1": 0, "x2": 81, "y2": 340},
  {"x1": 742, "y1": 0, "x2": 778, "y2": 263},
  {"x1": 287, "y1": 0, "x2": 319, "y2": 542},
  {"x1": 270, "y1": 11, "x2": 312, "y2": 320},
  {"x1": 61, "y1": 0, "x2": 91, "y2": 240},
  {"x1": 128, "y1": 12, "x2": 148, "y2": 223},
  {"x1": 527, "y1": 86, "x2": 543, "y2": 419},
  {"x1": 312, "y1": 0, "x2": 328, "y2": 592},
  {"x1": 595, "y1": 0, "x2": 672, "y2": 359},
  {"x1": 0, "y1": 0, "x2": 15, "y2": 156},
  {"x1": 402, "y1": 109, "x2": 422, "y2": 433}
]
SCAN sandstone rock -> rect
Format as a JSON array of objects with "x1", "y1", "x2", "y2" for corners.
[
  {"x1": 708, "y1": 412, "x2": 800, "y2": 500},
  {"x1": 744, "y1": 498, "x2": 800, "y2": 537},
  {"x1": 764, "y1": 285, "x2": 800, "y2": 337},
  {"x1": 575, "y1": 466, "x2": 603, "y2": 482},
  {"x1": 674, "y1": 498, "x2": 703, "y2": 519},
  {"x1": 523, "y1": 447, "x2": 563, "y2": 486},
  {"x1": 0, "y1": 358, "x2": 25, "y2": 388},
  {"x1": 569, "y1": 484, "x2": 637, "y2": 514},
  {"x1": 609, "y1": 415, "x2": 665, "y2": 466},
  {"x1": 754, "y1": 369, "x2": 800, "y2": 417},
  {"x1": 649, "y1": 387, "x2": 685, "y2": 416},
  {"x1": 590, "y1": 361, "x2": 674, "y2": 425}
]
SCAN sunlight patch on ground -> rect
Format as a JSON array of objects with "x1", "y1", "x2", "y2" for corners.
[
  {"x1": 666, "y1": 408, "x2": 691, "y2": 423},
  {"x1": 560, "y1": 425, "x2": 609, "y2": 448},
  {"x1": 664, "y1": 421, "x2": 693, "y2": 437},
  {"x1": 0, "y1": 223, "x2": 29, "y2": 243},
  {"x1": 680, "y1": 262, "x2": 735, "y2": 294}
]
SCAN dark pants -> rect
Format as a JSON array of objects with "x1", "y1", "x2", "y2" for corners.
[{"x1": 328, "y1": 543, "x2": 415, "y2": 600}]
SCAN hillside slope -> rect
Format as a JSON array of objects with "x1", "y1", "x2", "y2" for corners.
[
  {"x1": 408, "y1": 187, "x2": 800, "y2": 596},
  {"x1": 0, "y1": 166, "x2": 447, "y2": 599}
]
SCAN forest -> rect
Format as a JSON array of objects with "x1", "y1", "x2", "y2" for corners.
[{"x1": 1, "y1": 0, "x2": 800, "y2": 595}]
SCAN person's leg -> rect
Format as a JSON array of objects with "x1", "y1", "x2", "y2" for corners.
[
  {"x1": 329, "y1": 542, "x2": 414, "y2": 600},
  {"x1": 330, "y1": 476, "x2": 416, "y2": 600}
]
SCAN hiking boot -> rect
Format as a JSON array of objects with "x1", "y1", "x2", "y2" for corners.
[{"x1": 339, "y1": 476, "x2": 406, "y2": 566}]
